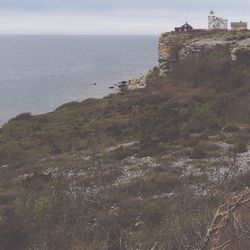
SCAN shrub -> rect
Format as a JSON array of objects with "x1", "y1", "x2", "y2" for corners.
[
  {"x1": 142, "y1": 202, "x2": 164, "y2": 227},
  {"x1": 56, "y1": 101, "x2": 80, "y2": 110},
  {"x1": 106, "y1": 122, "x2": 127, "y2": 137},
  {"x1": 236, "y1": 50, "x2": 250, "y2": 66},
  {"x1": 189, "y1": 133, "x2": 209, "y2": 147},
  {"x1": 177, "y1": 99, "x2": 224, "y2": 134},
  {"x1": 0, "y1": 215, "x2": 30, "y2": 250},
  {"x1": 139, "y1": 134, "x2": 160, "y2": 156},
  {"x1": 115, "y1": 173, "x2": 181, "y2": 199},
  {"x1": 22, "y1": 173, "x2": 52, "y2": 189},
  {"x1": 232, "y1": 142, "x2": 248, "y2": 153},
  {"x1": 109, "y1": 146, "x2": 139, "y2": 160},
  {"x1": 10, "y1": 112, "x2": 32, "y2": 122},
  {"x1": 190, "y1": 146, "x2": 206, "y2": 159},
  {"x1": 187, "y1": 103, "x2": 220, "y2": 133},
  {"x1": 37, "y1": 115, "x2": 49, "y2": 123},
  {"x1": 223, "y1": 124, "x2": 239, "y2": 133},
  {"x1": 0, "y1": 142, "x2": 30, "y2": 168},
  {"x1": 236, "y1": 171, "x2": 250, "y2": 187},
  {"x1": 172, "y1": 45, "x2": 232, "y2": 86}
]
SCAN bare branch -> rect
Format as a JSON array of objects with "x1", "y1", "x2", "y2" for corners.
[{"x1": 200, "y1": 188, "x2": 250, "y2": 250}]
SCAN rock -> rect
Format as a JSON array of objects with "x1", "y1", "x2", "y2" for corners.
[
  {"x1": 158, "y1": 30, "x2": 250, "y2": 76},
  {"x1": 127, "y1": 68, "x2": 155, "y2": 89},
  {"x1": 118, "y1": 82, "x2": 128, "y2": 92}
]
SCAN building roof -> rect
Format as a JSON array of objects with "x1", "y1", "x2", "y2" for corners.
[
  {"x1": 175, "y1": 22, "x2": 193, "y2": 32},
  {"x1": 175, "y1": 22, "x2": 193, "y2": 29},
  {"x1": 181, "y1": 22, "x2": 193, "y2": 29},
  {"x1": 231, "y1": 22, "x2": 248, "y2": 28}
]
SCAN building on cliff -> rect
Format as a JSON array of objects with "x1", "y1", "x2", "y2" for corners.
[
  {"x1": 175, "y1": 22, "x2": 194, "y2": 32},
  {"x1": 231, "y1": 21, "x2": 248, "y2": 31},
  {"x1": 208, "y1": 10, "x2": 228, "y2": 30}
]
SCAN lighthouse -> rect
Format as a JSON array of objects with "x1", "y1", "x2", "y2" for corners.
[{"x1": 208, "y1": 10, "x2": 228, "y2": 30}]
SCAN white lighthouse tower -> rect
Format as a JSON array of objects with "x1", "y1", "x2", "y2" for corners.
[
  {"x1": 208, "y1": 10, "x2": 216, "y2": 29},
  {"x1": 208, "y1": 10, "x2": 228, "y2": 30}
]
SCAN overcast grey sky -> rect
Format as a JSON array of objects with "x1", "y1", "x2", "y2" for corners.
[{"x1": 0, "y1": 0, "x2": 248, "y2": 34}]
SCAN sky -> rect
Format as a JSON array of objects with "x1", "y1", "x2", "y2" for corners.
[{"x1": 0, "y1": 0, "x2": 249, "y2": 35}]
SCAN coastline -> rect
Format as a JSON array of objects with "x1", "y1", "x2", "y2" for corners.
[
  {"x1": 0, "y1": 35, "x2": 158, "y2": 127},
  {"x1": 0, "y1": 68, "x2": 156, "y2": 127}
]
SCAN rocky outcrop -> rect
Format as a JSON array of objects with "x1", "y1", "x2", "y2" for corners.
[
  {"x1": 127, "y1": 68, "x2": 156, "y2": 89},
  {"x1": 158, "y1": 30, "x2": 250, "y2": 76}
]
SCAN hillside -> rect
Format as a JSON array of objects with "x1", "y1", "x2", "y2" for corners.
[{"x1": 1, "y1": 31, "x2": 250, "y2": 250}]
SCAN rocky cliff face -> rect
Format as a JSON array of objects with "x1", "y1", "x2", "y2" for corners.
[{"x1": 158, "y1": 30, "x2": 250, "y2": 76}]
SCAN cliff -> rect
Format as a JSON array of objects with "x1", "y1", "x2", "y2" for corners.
[
  {"x1": 1, "y1": 31, "x2": 250, "y2": 249},
  {"x1": 158, "y1": 30, "x2": 250, "y2": 76}
]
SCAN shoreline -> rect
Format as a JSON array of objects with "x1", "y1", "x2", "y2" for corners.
[
  {"x1": 0, "y1": 34, "x2": 158, "y2": 127},
  {"x1": 0, "y1": 68, "x2": 156, "y2": 127}
]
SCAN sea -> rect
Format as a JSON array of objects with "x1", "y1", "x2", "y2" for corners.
[{"x1": 0, "y1": 35, "x2": 158, "y2": 125}]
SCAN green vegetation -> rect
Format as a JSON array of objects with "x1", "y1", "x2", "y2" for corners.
[{"x1": 1, "y1": 45, "x2": 250, "y2": 249}]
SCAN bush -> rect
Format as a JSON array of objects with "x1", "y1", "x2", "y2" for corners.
[
  {"x1": 10, "y1": 112, "x2": 32, "y2": 122},
  {"x1": 232, "y1": 142, "x2": 248, "y2": 153},
  {"x1": 172, "y1": 45, "x2": 232, "y2": 86},
  {"x1": 190, "y1": 146, "x2": 206, "y2": 159},
  {"x1": 0, "y1": 142, "x2": 30, "y2": 168},
  {"x1": 179, "y1": 102, "x2": 221, "y2": 134},
  {"x1": 139, "y1": 134, "x2": 160, "y2": 156},
  {"x1": 236, "y1": 50, "x2": 250, "y2": 66},
  {"x1": 142, "y1": 202, "x2": 164, "y2": 227},
  {"x1": 109, "y1": 147, "x2": 139, "y2": 160},
  {"x1": 189, "y1": 133, "x2": 209, "y2": 147},
  {"x1": 189, "y1": 104, "x2": 220, "y2": 132},
  {"x1": 106, "y1": 122, "x2": 127, "y2": 137},
  {"x1": 223, "y1": 124, "x2": 239, "y2": 133},
  {"x1": 0, "y1": 215, "x2": 30, "y2": 250},
  {"x1": 236, "y1": 171, "x2": 250, "y2": 187},
  {"x1": 115, "y1": 173, "x2": 181, "y2": 199}
]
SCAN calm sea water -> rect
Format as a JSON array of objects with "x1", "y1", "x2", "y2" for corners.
[{"x1": 0, "y1": 35, "x2": 158, "y2": 124}]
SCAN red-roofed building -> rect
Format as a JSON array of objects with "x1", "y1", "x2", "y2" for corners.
[{"x1": 175, "y1": 22, "x2": 194, "y2": 32}]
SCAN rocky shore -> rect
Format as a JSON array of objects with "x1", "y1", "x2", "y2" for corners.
[
  {"x1": 109, "y1": 67, "x2": 156, "y2": 92},
  {"x1": 127, "y1": 68, "x2": 156, "y2": 89}
]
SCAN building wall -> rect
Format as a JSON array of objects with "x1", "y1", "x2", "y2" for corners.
[
  {"x1": 208, "y1": 15, "x2": 228, "y2": 30},
  {"x1": 231, "y1": 27, "x2": 247, "y2": 31},
  {"x1": 208, "y1": 16, "x2": 215, "y2": 30}
]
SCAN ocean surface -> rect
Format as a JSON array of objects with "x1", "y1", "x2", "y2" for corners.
[{"x1": 0, "y1": 35, "x2": 158, "y2": 125}]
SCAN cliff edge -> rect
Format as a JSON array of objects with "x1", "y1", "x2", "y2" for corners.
[{"x1": 158, "y1": 30, "x2": 250, "y2": 76}]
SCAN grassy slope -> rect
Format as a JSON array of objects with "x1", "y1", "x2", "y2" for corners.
[{"x1": 0, "y1": 46, "x2": 250, "y2": 249}]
